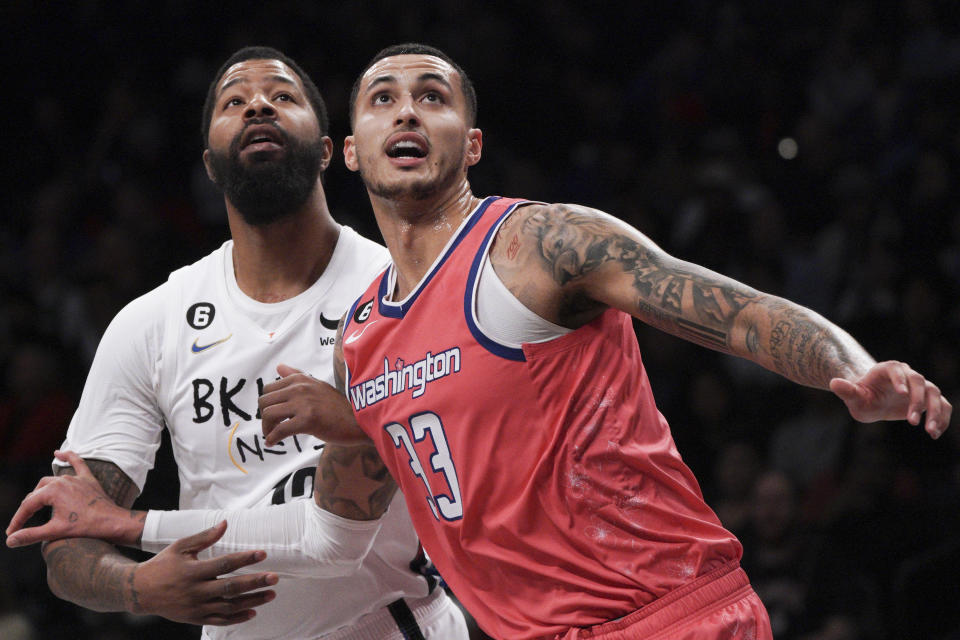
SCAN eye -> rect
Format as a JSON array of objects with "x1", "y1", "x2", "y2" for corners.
[
  {"x1": 224, "y1": 97, "x2": 243, "y2": 109},
  {"x1": 423, "y1": 92, "x2": 443, "y2": 103},
  {"x1": 275, "y1": 93, "x2": 293, "y2": 102},
  {"x1": 373, "y1": 93, "x2": 392, "y2": 104}
]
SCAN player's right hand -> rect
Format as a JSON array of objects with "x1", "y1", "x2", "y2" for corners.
[
  {"x1": 129, "y1": 520, "x2": 278, "y2": 625},
  {"x1": 259, "y1": 363, "x2": 370, "y2": 446},
  {"x1": 6, "y1": 450, "x2": 141, "y2": 548}
]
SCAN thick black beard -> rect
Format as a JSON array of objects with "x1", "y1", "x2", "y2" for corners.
[{"x1": 208, "y1": 123, "x2": 323, "y2": 226}]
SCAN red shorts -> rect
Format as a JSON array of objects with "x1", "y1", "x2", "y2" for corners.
[{"x1": 556, "y1": 563, "x2": 772, "y2": 640}]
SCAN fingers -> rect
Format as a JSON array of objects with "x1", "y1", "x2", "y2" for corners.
[
  {"x1": 904, "y1": 367, "x2": 927, "y2": 425},
  {"x1": 923, "y1": 382, "x2": 951, "y2": 440},
  {"x1": 172, "y1": 520, "x2": 228, "y2": 555},
  {"x1": 202, "y1": 587, "x2": 277, "y2": 626},
  {"x1": 880, "y1": 361, "x2": 910, "y2": 395},
  {"x1": 829, "y1": 377, "x2": 856, "y2": 399},
  {"x1": 261, "y1": 371, "x2": 312, "y2": 396},
  {"x1": 276, "y1": 363, "x2": 303, "y2": 378},
  {"x1": 53, "y1": 450, "x2": 95, "y2": 479},
  {"x1": 263, "y1": 414, "x2": 309, "y2": 447},
  {"x1": 195, "y1": 583, "x2": 278, "y2": 626},
  {"x1": 203, "y1": 610, "x2": 258, "y2": 626},
  {"x1": 259, "y1": 395, "x2": 296, "y2": 440},
  {"x1": 195, "y1": 548, "x2": 269, "y2": 580},
  {"x1": 6, "y1": 522, "x2": 59, "y2": 548},
  {"x1": 212, "y1": 572, "x2": 278, "y2": 599},
  {"x1": 5, "y1": 489, "x2": 54, "y2": 539}
]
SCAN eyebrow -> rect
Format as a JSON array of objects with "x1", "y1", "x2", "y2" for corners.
[
  {"x1": 364, "y1": 72, "x2": 453, "y2": 94},
  {"x1": 218, "y1": 74, "x2": 298, "y2": 96}
]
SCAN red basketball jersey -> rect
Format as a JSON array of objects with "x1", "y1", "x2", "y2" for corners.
[{"x1": 342, "y1": 197, "x2": 742, "y2": 639}]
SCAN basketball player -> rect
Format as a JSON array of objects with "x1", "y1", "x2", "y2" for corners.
[
  {"x1": 7, "y1": 46, "x2": 467, "y2": 640},
  {"x1": 10, "y1": 43, "x2": 950, "y2": 640},
  {"x1": 325, "y1": 44, "x2": 949, "y2": 639}
]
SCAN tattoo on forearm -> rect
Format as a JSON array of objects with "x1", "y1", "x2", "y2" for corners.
[
  {"x1": 45, "y1": 459, "x2": 140, "y2": 610},
  {"x1": 763, "y1": 302, "x2": 853, "y2": 386},
  {"x1": 315, "y1": 445, "x2": 395, "y2": 520},
  {"x1": 44, "y1": 538, "x2": 137, "y2": 611}
]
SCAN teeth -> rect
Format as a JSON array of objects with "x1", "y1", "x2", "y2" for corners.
[{"x1": 390, "y1": 140, "x2": 425, "y2": 157}]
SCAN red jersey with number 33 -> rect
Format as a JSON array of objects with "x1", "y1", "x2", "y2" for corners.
[{"x1": 342, "y1": 196, "x2": 742, "y2": 639}]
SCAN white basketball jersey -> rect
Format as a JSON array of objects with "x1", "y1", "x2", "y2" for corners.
[{"x1": 60, "y1": 227, "x2": 434, "y2": 639}]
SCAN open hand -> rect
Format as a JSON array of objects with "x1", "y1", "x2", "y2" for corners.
[
  {"x1": 259, "y1": 364, "x2": 368, "y2": 447},
  {"x1": 830, "y1": 361, "x2": 952, "y2": 439},
  {"x1": 6, "y1": 451, "x2": 141, "y2": 548},
  {"x1": 129, "y1": 521, "x2": 278, "y2": 625}
]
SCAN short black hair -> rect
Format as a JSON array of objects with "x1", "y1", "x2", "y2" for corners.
[
  {"x1": 349, "y1": 43, "x2": 477, "y2": 129},
  {"x1": 201, "y1": 46, "x2": 329, "y2": 147}
]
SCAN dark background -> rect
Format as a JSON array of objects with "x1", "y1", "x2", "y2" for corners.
[{"x1": 2, "y1": 1, "x2": 959, "y2": 638}]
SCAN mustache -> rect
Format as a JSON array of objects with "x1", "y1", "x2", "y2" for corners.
[{"x1": 230, "y1": 119, "x2": 289, "y2": 153}]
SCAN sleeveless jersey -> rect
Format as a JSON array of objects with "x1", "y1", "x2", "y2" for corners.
[
  {"x1": 60, "y1": 228, "x2": 436, "y2": 639},
  {"x1": 342, "y1": 197, "x2": 742, "y2": 639}
]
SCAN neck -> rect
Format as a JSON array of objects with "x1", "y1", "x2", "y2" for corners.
[
  {"x1": 226, "y1": 184, "x2": 340, "y2": 303},
  {"x1": 369, "y1": 179, "x2": 481, "y2": 298}
]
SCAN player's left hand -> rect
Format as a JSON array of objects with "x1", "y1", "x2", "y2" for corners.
[
  {"x1": 5, "y1": 451, "x2": 143, "y2": 548},
  {"x1": 829, "y1": 361, "x2": 952, "y2": 439},
  {"x1": 259, "y1": 364, "x2": 369, "y2": 447}
]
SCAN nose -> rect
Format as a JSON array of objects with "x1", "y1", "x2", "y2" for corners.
[
  {"x1": 394, "y1": 94, "x2": 419, "y2": 126},
  {"x1": 244, "y1": 93, "x2": 276, "y2": 120}
]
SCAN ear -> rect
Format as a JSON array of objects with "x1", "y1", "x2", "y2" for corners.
[
  {"x1": 319, "y1": 136, "x2": 334, "y2": 172},
  {"x1": 465, "y1": 128, "x2": 483, "y2": 168},
  {"x1": 343, "y1": 135, "x2": 359, "y2": 172},
  {"x1": 202, "y1": 149, "x2": 217, "y2": 182}
]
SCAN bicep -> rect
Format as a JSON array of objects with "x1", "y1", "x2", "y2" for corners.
[
  {"x1": 503, "y1": 202, "x2": 766, "y2": 353},
  {"x1": 334, "y1": 314, "x2": 347, "y2": 394},
  {"x1": 54, "y1": 458, "x2": 140, "y2": 508},
  {"x1": 60, "y1": 295, "x2": 165, "y2": 489},
  {"x1": 313, "y1": 444, "x2": 397, "y2": 521}
]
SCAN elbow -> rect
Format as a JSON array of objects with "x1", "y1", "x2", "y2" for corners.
[{"x1": 303, "y1": 539, "x2": 371, "y2": 577}]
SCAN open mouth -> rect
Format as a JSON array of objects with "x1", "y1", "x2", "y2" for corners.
[
  {"x1": 241, "y1": 124, "x2": 285, "y2": 150},
  {"x1": 387, "y1": 140, "x2": 427, "y2": 159},
  {"x1": 385, "y1": 132, "x2": 429, "y2": 160}
]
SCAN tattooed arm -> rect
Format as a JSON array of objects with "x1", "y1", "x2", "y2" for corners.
[
  {"x1": 41, "y1": 459, "x2": 142, "y2": 611},
  {"x1": 489, "y1": 202, "x2": 951, "y2": 437},
  {"x1": 259, "y1": 313, "x2": 398, "y2": 519},
  {"x1": 35, "y1": 457, "x2": 276, "y2": 624},
  {"x1": 315, "y1": 315, "x2": 398, "y2": 519}
]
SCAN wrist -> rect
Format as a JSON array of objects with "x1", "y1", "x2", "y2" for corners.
[
  {"x1": 124, "y1": 562, "x2": 147, "y2": 614},
  {"x1": 112, "y1": 510, "x2": 148, "y2": 547}
]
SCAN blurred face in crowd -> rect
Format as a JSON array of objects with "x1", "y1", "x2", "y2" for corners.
[
  {"x1": 344, "y1": 54, "x2": 481, "y2": 203},
  {"x1": 204, "y1": 59, "x2": 332, "y2": 225}
]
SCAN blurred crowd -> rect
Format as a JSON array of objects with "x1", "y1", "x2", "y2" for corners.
[{"x1": 3, "y1": 1, "x2": 959, "y2": 638}]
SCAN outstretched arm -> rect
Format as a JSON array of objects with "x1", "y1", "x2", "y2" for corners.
[
  {"x1": 19, "y1": 453, "x2": 275, "y2": 625},
  {"x1": 11, "y1": 316, "x2": 399, "y2": 572},
  {"x1": 490, "y1": 202, "x2": 951, "y2": 438}
]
